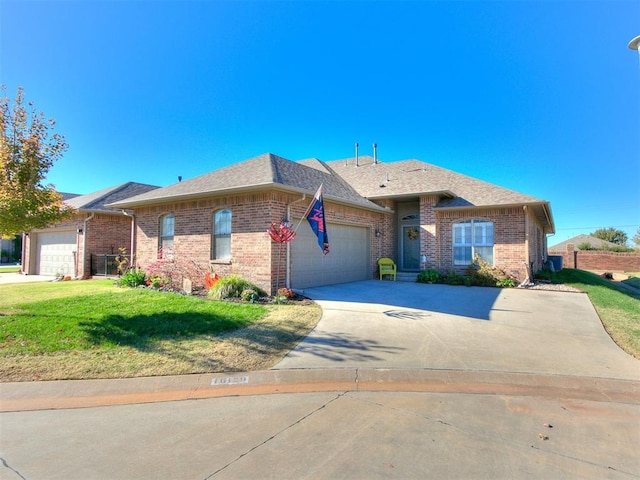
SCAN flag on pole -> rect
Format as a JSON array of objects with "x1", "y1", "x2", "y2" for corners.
[{"x1": 306, "y1": 185, "x2": 329, "y2": 255}]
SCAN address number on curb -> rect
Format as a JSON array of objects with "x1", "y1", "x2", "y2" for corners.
[{"x1": 211, "y1": 376, "x2": 250, "y2": 386}]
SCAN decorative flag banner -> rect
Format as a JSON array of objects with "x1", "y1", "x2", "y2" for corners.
[{"x1": 306, "y1": 185, "x2": 329, "y2": 255}]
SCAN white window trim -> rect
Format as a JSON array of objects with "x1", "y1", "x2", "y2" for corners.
[{"x1": 453, "y1": 220, "x2": 494, "y2": 266}]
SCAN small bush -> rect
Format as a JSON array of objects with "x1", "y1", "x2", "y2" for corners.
[
  {"x1": 208, "y1": 275, "x2": 267, "y2": 300},
  {"x1": 148, "y1": 275, "x2": 168, "y2": 289},
  {"x1": 115, "y1": 268, "x2": 147, "y2": 288},
  {"x1": 465, "y1": 256, "x2": 518, "y2": 288},
  {"x1": 417, "y1": 269, "x2": 441, "y2": 284},
  {"x1": 241, "y1": 289, "x2": 259, "y2": 303},
  {"x1": 441, "y1": 270, "x2": 467, "y2": 285},
  {"x1": 277, "y1": 287, "x2": 295, "y2": 298}
]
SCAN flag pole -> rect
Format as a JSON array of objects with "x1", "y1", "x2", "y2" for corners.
[{"x1": 293, "y1": 184, "x2": 322, "y2": 233}]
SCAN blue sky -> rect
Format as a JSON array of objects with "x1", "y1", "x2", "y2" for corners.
[{"x1": 1, "y1": 0, "x2": 639, "y2": 246}]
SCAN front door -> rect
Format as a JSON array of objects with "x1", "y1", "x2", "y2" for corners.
[{"x1": 401, "y1": 225, "x2": 420, "y2": 271}]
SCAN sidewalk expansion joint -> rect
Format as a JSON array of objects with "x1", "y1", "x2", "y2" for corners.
[{"x1": 203, "y1": 392, "x2": 346, "y2": 479}]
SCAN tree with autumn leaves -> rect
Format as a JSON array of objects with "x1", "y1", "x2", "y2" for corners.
[{"x1": 0, "y1": 86, "x2": 72, "y2": 237}]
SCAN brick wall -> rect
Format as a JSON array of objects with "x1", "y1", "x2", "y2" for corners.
[
  {"x1": 420, "y1": 195, "x2": 438, "y2": 267},
  {"x1": 23, "y1": 212, "x2": 132, "y2": 278},
  {"x1": 550, "y1": 245, "x2": 640, "y2": 272},
  {"x1": 84, "y1": 214, "x2": 133, "y2": 278},
  {"x1": 435, "y1": 206, "x2": 541, "y2": 281},
  {"x1": 133, "y1": 190, "x2": 390, "y2": 294}
]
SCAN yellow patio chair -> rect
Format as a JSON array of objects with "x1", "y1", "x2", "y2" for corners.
[{"x1": 378, "y1": 257, "x2": 397, "y2": 281}]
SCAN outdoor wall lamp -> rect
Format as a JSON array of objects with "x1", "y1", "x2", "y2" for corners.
[{"x1": 375, "y1": 229, "x2": 381, "y2": 238}]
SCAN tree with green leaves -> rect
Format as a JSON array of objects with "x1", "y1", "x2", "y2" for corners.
[
  {"x1": 632, "y1": 227, "x2": 640, "y2": 249},
  {"x1": 1, "y1": 86, "x2": 72, "y2": 238},
  {"x1": 590, "y1": 227, "x2": 628, "y2": 246}
]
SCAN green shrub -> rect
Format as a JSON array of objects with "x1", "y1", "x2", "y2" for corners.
[
  {"x1": 208, "y1": 275, "x2": 267, "y2": 300},
  {"x1": 441, "y1": 270, "x2": 467, "y2": 285},
  {"x1": 417, "y1": 269, "x2": 441, "y2": 284},
  {"x1": 149, "y1": 276, "x2": 168, "y2": 289},
  {"x1": 241, "y1": 289, "x2": 259, "y2": 303},
  {"x1": 465, "y1": 256, "x2": 517, "y2": 288},
  {"x1": 115, "y1": 268, "x2": 147, "y2": 288}
]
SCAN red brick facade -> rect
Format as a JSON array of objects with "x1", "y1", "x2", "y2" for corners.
[
  {"x1": 23, "y1": 213, "x2": 132, "y2": 278},
  {"x1": 434, "y1": 205, "x2": 547, "y2": 281},
  {"x1": 131, "y1": 192, "x2": 546, "y2": 291},
  {"x1": 133, "y1": 191, "x2": 391, "y2": 294}
]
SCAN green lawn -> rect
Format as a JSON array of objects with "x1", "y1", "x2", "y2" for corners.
[
  {"x1": 0, "y1": 280, "x2": 321, "y2": 381},
  {"x1": 550, "y1": 269, "x2": 640, "y2": 359},
  {"x1": 1, "y1": 283, "x2": 264, "y2": 355},
  {"x1": 0, "y1": 266, "x2": 21, "y2": 273},
  {"x1": 622, "y1": 272, "x2": 640, "y2": 290}
]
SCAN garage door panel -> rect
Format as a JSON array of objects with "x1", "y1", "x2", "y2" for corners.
[
  {"x1": 37, "y1": 231, "x2": 76, "y2": 276},
  {"x1": 292, "y1": 222, "x2": 370, "y2": 289}
]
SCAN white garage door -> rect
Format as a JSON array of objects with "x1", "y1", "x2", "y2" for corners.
[
  {"x1": 292, "y1": 222, "x2": 370, "y2": 289},
  {"x1": 37, "y1": 231, "x2": 76, "y2": 276}
]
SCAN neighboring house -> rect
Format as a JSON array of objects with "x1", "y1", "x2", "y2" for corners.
[
  {"x1": 22, "y1": 182, "x2": 159, "y2": 277},
  {"x1": 109, "y1": 153, "x2": 555, "y2": 294},
  {"x1": 549, "y1": 234, "x2": 618, "y2": 252},
  {"x1": 0, "y1": 236, "x2": 21, "y2": 263}
]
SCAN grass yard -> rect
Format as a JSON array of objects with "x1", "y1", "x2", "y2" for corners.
[
  {"x1": 0, "y1": 266, "x2": 21, "y2": 273},
  {"x1": 622, "y1": 272, "x2": 640, "y2": 290},
  {"x1": 0, "y1": 280, "x2": 321, "y2": 381},
  {"x1": 550, "y1": 269, "x2": 640, "y2": 359}
]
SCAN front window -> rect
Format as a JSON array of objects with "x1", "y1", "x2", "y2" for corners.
[
  {"x1": 453, "y1": 220, "x2": 494, "y2": 265},
  {"x1": 159, "y1": 214, "x2": 174, "y2": 258},
  {"x1": 212, "y1": 209, "x2": 231, "y2": 260}
]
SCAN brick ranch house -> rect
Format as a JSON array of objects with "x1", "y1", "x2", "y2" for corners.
[
  {"x1": 109, "y1": 153, "x2": 555, "y2": 294},
  {"x1": 22, "y1": 182, "x2": 158, "y2": 278}
]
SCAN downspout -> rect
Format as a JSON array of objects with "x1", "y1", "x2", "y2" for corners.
[
  {"x1": 121, "y1": 210, "x2": 135, "y2": 269},
  {"x1": 523, "y1": 206, "x2": 531, "y2": 284},
  {"x1": 286, "y1": 194, "x2": 307, "y2": 290},
  {"x1": 20, "y1": 232, "x2": 27, "y2": 274},
  {"x1": 82, "y1": 212, "x2": 95, "y2": 279}
]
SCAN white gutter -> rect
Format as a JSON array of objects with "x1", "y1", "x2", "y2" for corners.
[
  {"x1": 81, "y1": 212, "x2": 95, "y2": 278},
  {"x1": 121, "y1": 210, "x2": 135, "y2": 269}
]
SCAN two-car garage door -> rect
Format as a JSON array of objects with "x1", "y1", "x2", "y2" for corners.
[
  {"x1": 291, "y1": 222, "x2": 370, "y2": 289},
  {"x1": 36, "y1": 231, "x2": 76, "y2": 276}
]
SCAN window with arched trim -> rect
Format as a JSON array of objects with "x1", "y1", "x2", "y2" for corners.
[
  {"x1": 453, "y1": 220, "x2": 494, "y2": 265},
  {"x1": 212, "y1": 209, "x2": 231, "y2": 260},
  {"x1": 159, "y1": 214, "x2": 175, "y2": 258}
]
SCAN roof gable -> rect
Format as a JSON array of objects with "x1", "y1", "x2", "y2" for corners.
[{"x1": 65, "y1": 182, "x2": 160, "y2": 213}]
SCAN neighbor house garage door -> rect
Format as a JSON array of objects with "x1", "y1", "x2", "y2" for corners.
[
  {"x1": 36, "y1": 231, "x2": 76, "y2": 276},
  {"x1": 292, "y1": 222, "x2": 370, "y2": 289}
]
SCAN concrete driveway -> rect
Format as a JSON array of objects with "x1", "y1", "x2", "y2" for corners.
[
  {"x1": 1, "y1": 280, "x2": 639, "y2": 479},
  {"x1": 276, "y1": 280, "x2": 640, "y2": 380}
]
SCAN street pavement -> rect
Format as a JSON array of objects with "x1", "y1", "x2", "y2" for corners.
[{"x1": 1, "y1": 280, "x2": 638, "y2": 479}]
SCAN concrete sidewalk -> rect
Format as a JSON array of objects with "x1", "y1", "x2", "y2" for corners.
[{"x1": 0, "y1": 272, "x2": 54, "y2": 284}]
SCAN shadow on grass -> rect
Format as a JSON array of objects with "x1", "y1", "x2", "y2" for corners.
[
  {"x1": 80, "y1": 312, "x2": 253, "y2": 349},
  {"x1": 553, "y1": 269, "x2": 640, "y2": 300}
]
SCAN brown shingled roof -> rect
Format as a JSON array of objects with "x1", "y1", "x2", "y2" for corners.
[
  {"x1": 326, "y1": 156, "x2": 544, "y2": 207},
  {"x1": 109, "y1": 153, "x2": 386, "y2": 212},
  {"x1": 326, "y1": 156, "x2": 555, "y2": 233}
]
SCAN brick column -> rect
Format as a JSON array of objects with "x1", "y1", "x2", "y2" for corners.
[{"x1": 420, "y1": 195, "x2": 438, "y2": 268}]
